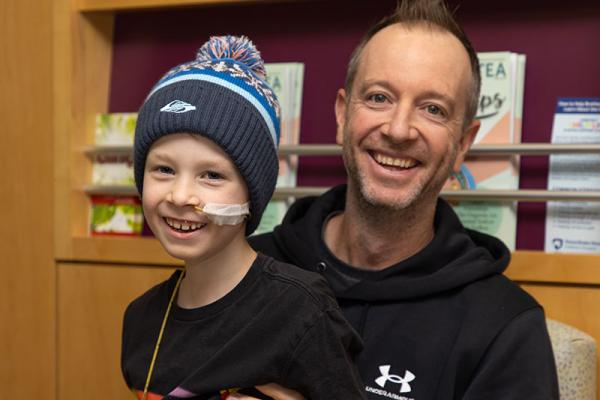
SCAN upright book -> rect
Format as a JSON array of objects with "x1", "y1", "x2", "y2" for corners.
[
  {"x1": 445, "y1": 51, "x2": 526, "y2": 250},
  {"x1": 254, "y1": 62, "x2": 305, "y2": 235},
  {"x1": 92, "y1": 113, "x2": 137, "y2": 185},
  {"x1": 90, "y1": 113, "x2": 140, "y2": 235}
]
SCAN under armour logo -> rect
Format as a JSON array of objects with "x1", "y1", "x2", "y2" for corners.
[
  {"x1": 375, "y1": 365, "x2": 415, "y2": 393},
  {"x1": 160, "y1": 100, "x2": 196, "y2": 113}
]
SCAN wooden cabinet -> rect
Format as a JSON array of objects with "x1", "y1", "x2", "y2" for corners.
[{"x1": 57, "y1": 263, "x2": 172, "y2": 399}]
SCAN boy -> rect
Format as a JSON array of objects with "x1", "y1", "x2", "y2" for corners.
[{"x1": 121, "y1": 35, "x2": 365, "y2": 400}]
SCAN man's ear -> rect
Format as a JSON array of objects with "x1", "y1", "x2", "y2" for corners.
[
  {"x1": 334, "y1": 88, "x2": 348, "y2": 145},
  {"x1": 453, "y1": 119, "x2": 480, "y2": 172}
]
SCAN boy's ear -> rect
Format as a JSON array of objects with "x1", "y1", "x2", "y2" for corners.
[
  {"x1": 334, "y1": 89, "x2": 348, "y2": 145},
  {"x1": 453, "y1": 119, "x2": 480, "y2": 173}
]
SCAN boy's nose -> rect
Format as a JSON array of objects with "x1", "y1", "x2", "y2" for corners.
[{"x1": 166, "y1": 180, "x2": 200, "y2": 207}]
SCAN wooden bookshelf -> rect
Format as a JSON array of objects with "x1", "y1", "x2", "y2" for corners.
[
  {"x1": 54, "y1": 0, "x2": 600, "y2": 277},
  {"x1": 54, "y1": 0, "x2": 600, "y2": 282}
]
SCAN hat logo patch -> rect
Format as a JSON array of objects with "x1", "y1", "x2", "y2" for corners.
[{"x1": 160, "y1": 100, "x2": 197, "y2": 113}]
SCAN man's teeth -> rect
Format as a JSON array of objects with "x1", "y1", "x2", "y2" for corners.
[
  {"x1": 165, "y1": 217, "x2": 204, "y2": 231},
  {"x1": 374, "y1": 153, "x2": 416, "y2": 168}
]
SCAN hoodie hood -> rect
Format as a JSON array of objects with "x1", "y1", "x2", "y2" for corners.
[{"x1": 269, "y1": 185, "x2": 510, "y2": 302}]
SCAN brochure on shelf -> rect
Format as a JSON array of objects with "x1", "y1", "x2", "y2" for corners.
[
  {"x1": 254, "y1": 62, "x2": 305, "y2": 235},
  {"x1": 92, "y1": 113, "x2": 136, "y2": 185},
  {"x1": 445, "y1": 51, "x2": 525, "y2": 250},
  {"x1": 90, "y1": 195, "x2": 143, "y2": 236},
  {"x1": 545, "y1": 98, "x2": 600, "y2": 253},
  {"x1": 95, "y1": 112, "x2": 137, "y2": 145},
  {"x1": 91, "y1": 154, "x2": 135, "y2": 185}
]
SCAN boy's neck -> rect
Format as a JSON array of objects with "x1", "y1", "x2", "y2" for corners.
[{"x1": 177, "y1": 235, "x2": 257, "y2": 309}]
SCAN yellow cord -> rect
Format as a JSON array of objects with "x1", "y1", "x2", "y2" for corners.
[{"x1": 141, "y1": 268, "x2": 185, "y2": 400}]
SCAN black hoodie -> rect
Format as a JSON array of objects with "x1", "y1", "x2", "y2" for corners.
[{"x1": 250, "y1": 185, "x2": 558, "y2": 400}]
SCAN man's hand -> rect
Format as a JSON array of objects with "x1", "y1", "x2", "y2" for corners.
[{"x1": 228, "y1": 383, "x2": 305, "y2": 400}]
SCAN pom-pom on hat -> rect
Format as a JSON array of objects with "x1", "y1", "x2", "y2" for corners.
[{"x1": 134, "y1": 35, "x2": 281, "y2": 235}]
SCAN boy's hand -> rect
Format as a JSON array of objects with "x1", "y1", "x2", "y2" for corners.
[{"x1": 228, "y1": 383, "x2": 305, "y2": 400}]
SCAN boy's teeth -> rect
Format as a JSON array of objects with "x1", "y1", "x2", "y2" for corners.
[{"x1": 166, "y1": 218, "x2": 203, "y2": 231}]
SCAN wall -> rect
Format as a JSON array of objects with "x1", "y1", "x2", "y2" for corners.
[{"x1": 0, "y1": 0, "x2": 56, "y2": 397}]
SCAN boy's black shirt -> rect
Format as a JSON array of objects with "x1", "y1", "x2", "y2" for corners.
[
  {"x1": 249, "y1": 185, "x2": 559, "y2": 400},
  {"x1": 121, "y1": 253, "x2": 366, "y2": 399}
]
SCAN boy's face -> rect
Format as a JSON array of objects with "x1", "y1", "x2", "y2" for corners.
[{"x1": 142, "y1": 133, "x2": 249, "y2": 264}]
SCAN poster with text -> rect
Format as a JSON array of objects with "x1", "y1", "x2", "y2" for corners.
[{"x1": 545, "y1": 98, "x2": 600, "y2": 253}]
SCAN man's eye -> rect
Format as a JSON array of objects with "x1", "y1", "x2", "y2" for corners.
[
  {"x1": 426, "y1": 104, "x2": 444, "y2": 116},
  {"x1": 369, "y1": 93, "x2": 388, "y2": 103}
]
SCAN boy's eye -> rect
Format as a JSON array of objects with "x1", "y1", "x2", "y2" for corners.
[
  {"x1": 204, "y1": 171, "x2": 223, "y2": 180},
  {"x1": 157, "y1": 166, "x2": 174, "y2": 175}
]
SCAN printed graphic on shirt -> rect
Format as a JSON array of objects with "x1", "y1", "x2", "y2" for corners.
[{"x1": 365, "y1": 365, "x2": 416, "y2": 400}]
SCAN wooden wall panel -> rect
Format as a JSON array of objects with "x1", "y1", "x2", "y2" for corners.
[
  {"x1": 58, "y1": 263, "x2": 173, "y2": 399},
  {"x1": 521, "y1": 283, "x2": 600, "y2": 397},
  {"x1": 0, "y1": 0, "x2": 56, "y2": 397}
]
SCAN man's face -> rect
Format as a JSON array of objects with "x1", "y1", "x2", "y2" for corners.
[
  {"x1": 142, "y1": 133, "x2": 249, "y2": 264},
  {"x1": 336, "y1": 24, "x2": 479, "y2": 211}
]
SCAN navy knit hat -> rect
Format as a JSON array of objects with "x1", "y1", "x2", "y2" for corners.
[{"x1": 134, "y1": 36, "x2": 281, "y2": 235}]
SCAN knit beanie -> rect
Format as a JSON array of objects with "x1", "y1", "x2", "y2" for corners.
[{"x1": 134, "y1": 35, "x2": 281, "y2": 235}]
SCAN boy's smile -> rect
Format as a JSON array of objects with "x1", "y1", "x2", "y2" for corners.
[
  {"x1": 142, "y1": 133, "x2": 250, "y2": 264},
  {"x1": 163, "y1": 217, "x2": 206, "y2": 233}
]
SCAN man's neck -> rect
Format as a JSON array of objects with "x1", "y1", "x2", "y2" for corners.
[{"x1": 324, "y1": 193, "x2": 436, "y2": 271}]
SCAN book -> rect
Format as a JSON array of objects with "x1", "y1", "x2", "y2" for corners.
[
  {"x1": 545, "y1": 98, "x2": 600, "y2": 253},
  {"x1": 445, "y1": 52, "x2": 526, "y2": 250},
  {"x1": 254, "y1": 63, "x2": 305, "y2": 235},
  {"x1": 95, "y1": 113, "x2": 137, "y2": 146},
  {"x1": 91, "y1": 153, "x2": 135, "y2": 185},
  {"x1": 92, "y1": 113, "x2": 136, "y2": 185},
  {"x1": 90, "y1": 195, "x2": 143, "y2": 236}
]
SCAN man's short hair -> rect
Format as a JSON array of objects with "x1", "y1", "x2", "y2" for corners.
[{"x1": 344, "y1": 0, "x2": 481, "y2": 126}]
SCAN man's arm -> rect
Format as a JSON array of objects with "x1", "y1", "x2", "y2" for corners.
[{"x1": 462, "y1": 308, "x2": 559, "y2": 399}]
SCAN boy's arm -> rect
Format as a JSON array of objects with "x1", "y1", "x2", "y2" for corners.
[
  {"x1": 281, "y1": 307, "x2": 366, "y2": 399},
  {"x1": 228, "y1": 383, "x2": 304, "y2": 400}
]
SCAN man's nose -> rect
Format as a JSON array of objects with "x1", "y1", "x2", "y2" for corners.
[
  {"x1": 383, "y1": 104, "x2": 419, "y2": 143},
  {"x1": 166, "y1": 177, "x2": 200, "y2": 207}
]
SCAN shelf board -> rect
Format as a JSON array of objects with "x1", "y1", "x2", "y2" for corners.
[
  {"x1": 65, "y1": 236, "x2": 182, "y2": 266},
  {"x1": 77, "y1": 0, "x2": 281, "y2": 12},
  {"x1": 507, "y1": 251, "x2": 600, "y2": 285},
  {"x1": 58, "y1": 237, "x2": 600, "y2": 285}
]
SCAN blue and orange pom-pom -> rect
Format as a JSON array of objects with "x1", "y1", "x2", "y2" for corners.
[{"x1": 196, "y1": 35, "x2": 266, "y2": 77}]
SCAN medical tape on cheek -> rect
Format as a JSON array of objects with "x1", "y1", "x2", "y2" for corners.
[{"x1": 194, "y1": 202, "x2": 250, "y2": 226}]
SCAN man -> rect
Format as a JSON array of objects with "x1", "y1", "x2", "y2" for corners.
[{"x1": 248, "y1": 0, "x2": 559, "y2": 399}]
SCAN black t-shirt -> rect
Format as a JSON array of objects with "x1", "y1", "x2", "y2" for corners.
[{"x1": 121, "y1": 253, "x2": 366, "y2": 400}]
